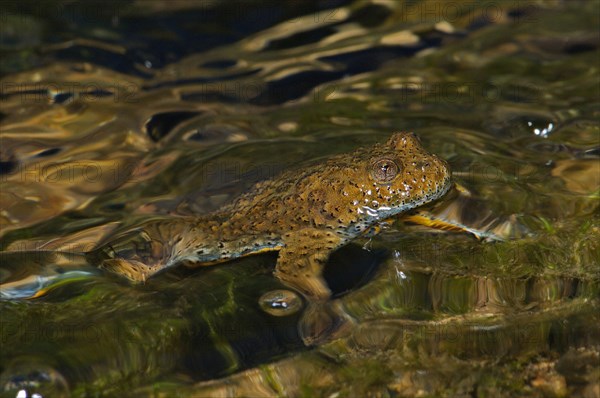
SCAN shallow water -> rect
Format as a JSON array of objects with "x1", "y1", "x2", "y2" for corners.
[{"x1": 1, "y1": 1, "x2": 599, "y2": 397}]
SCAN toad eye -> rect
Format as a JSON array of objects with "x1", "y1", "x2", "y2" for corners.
[{"x1": 370, "y1": 158, "x2": 400, "y2": 183}]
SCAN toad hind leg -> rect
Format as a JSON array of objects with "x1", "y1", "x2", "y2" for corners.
[
  {"x1": 88, "y1": 220, "x2": 195, "y2": 283},
  {"x1": 274, "y1": 229, "x2": 354, "y2": 345}
]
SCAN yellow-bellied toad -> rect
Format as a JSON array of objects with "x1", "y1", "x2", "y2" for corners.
[{"x1": 91, "y1": 132, "x2": 452, "y2": 343}]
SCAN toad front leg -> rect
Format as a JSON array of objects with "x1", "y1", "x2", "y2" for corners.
[{"x1": 275, "y1": 229, "x2": 354, "y2": 345}]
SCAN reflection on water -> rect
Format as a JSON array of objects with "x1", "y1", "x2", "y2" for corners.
[{"x1": 1, "y1": 0, "x2": 599, "y2": 396}]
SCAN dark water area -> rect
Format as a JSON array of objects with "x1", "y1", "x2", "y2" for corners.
[{"x1": 1, "y1": 1, "x2": 599, "y2": 397}]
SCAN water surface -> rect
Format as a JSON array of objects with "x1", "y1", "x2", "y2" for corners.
[{"x1": 1, "y1": 1, "x2": 599, "y2": 397}]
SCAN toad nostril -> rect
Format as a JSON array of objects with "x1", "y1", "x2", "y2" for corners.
[{"x1": 414, "y1": 161, "x2": 429, "y2": 170}]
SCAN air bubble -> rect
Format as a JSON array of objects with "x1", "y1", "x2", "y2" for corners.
[
  {"x1": 259, "y1": 289, "x2": 303, "y2": 316},
  {"x1": 0, "y1": 358, "x2": 69, "y2": 398}
]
